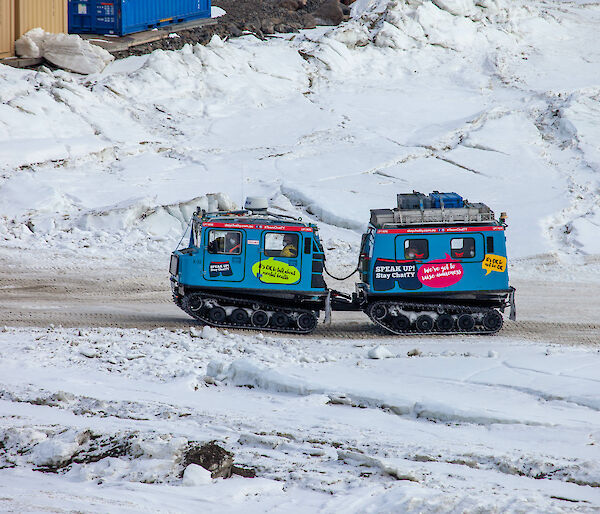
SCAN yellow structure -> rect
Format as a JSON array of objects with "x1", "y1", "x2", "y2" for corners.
[
  {"x1": 0, "y1": 0, "x2": 67, "y2": 58},
  {"x1": 15, "y1": 0, "x2": 67, "y2": 38},
  {"x1": 0, "y1": 0, "x2": 15, "y2": 58}
]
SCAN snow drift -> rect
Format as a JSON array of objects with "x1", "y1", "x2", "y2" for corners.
[
  {"x1": 16, "y1": 28, "x2": 114, "y2": 74},
  {"x1": 0, "y1": 0, "x2": 599, "y2": 271}
]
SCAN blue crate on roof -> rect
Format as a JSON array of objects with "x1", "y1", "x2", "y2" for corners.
[
  {"x1": 429, "y1": 192, "x2": 464, "y2": 208},
  {"x1": 68, "y1": 0, "x2": 211, "y2": 36}
]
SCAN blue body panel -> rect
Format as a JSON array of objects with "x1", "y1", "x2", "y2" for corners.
[
  {"x1": 173, "y1": 219, "x2": 326, "y2": 297},
  {"x1": 362, "y1": 225, "x2": 509, "y2": 296},
  {"x1": 68, "y1": 0, "x2": 210, "y2": 36}
]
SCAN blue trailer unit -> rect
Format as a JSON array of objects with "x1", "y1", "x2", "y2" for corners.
[
  {"x1": 170, "y1": 204, "x2": 327, "y2": 334},
  {"x1": 68, "y1": 0, "x2": 211, "y2": 36},
  {"x1": 358, "y1": 192, "x2": 515, "y2": 334}
]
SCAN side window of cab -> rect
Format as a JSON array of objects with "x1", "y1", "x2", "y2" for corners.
[
  {"x1": 404, "y1": 239, "x2": 428, "y2": 260},
  {"x1": 265, "y1": 232, "x2": 299, "y2": 258},
  {"x1": 451, "y1": 237, "x2": 475, "y2": 259},
  {"x1": 207, "y1": 230, "x2": 242, "y2": 254}
]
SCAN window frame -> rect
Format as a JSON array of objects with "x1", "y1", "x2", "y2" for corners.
[
  {"x1": 450, "y1": 237, "x2": 476, "y2": 260},
  {"x1": 207, "y1": 229, "x2": 243, "y2": 255},
  {"x1": 404, "y1": 238, "x2": 429, "y2": 260},
  {"x1": 264, "y1": 232, "x2": 299, "y2": 258}
]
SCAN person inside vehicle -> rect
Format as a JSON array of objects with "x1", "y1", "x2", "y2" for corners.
[
  {"x1": 225, "y1": 233, "x2": 241, "y2": 254},
  {"x1": 281, "y1": 234, "x2": 298, "y2": 257},
  {"x1": 208, "y1": 236, "x2": 225, "y2": 254},
  {"x1": 405, "y1": 240, "x2": 427, "y2": 260}
]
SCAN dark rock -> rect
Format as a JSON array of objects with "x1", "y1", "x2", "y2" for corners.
[
  {"x1": 244, "y1": 22, "x2": 261, "y2": 33},
  {"x1": 232, "y1": 465, "x2": 257, "y2": 478},
  {"x1": 277, "y1": 0, "x2": 306, "y2": 10},
  {"x1": 301, "y1": 14, "x2": 317, "y2": 29},
  {"x1": 227, "y1": 23, "x2": 243, "y2": 37},
  {"x1": 311, "y1": 0, "x2": 344, "y2": 26},
  {"x1": 183, "y1": 441, "x2": 234, "y2": 479},
  {"x1": 261, "y1": 19, "x2": 276, "y2": 34}
]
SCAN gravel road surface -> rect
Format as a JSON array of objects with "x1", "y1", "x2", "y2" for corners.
[{"x1": 1, "y1": 252, "x2": 597, "y2": 344}]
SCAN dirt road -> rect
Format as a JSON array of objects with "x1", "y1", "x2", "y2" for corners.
[{"x1": 0, "y1": 254, "x2": 597, "y2": 344}]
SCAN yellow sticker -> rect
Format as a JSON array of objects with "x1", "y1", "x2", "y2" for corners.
[
  {"x1": 252, "y1": 258, "x2": 300, "y2": 284},
  {"x1": 482, "y1": 254, "x2": 507, "y2": 275}
]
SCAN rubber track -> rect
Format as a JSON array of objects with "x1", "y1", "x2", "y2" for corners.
[
  {"x1": 365, "y1": 300, "x2": 503, "y2": 336},
  {"x1": 177, "y1": 292, "x2": 319, "y2": 335}
]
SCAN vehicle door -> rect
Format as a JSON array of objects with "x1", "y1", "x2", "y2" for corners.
[
  {"x1": 203, "y1": 229, "x2": 245, "y2": 282},
  {"x1": 255, "y1": 231, "x2": 302, "y2": 285}
]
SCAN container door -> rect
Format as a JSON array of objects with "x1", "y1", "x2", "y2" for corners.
[
  {"x1": 68, "y1": 0, "x2": 93, "y2": 32},
  {"x1": 203, "y1": 229, "x2": 245, "y2": 282},
  {"x1": 91, "y1": 0, "x2": 118, "y2": 34},
  {"x1": 69, "y1": 0, "x2": 119, "y2": 35},
  {"x1": 255, "y1": 231, "x2": 302, "y2": 285}
]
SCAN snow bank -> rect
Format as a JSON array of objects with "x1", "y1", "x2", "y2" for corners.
[
  {"x1": 344, "y1": 0, "x2": 515, "y2": 53},
  {"x1": 557, "y1": 90, "x2": 600, "y2": 255},
  {"x1": 206, "y1": 351, "x2": 600, "y2": 427},
  {"x1": 16, "y1": 29, "x2": 114, "y2": 74},
  {"x1": 0, "y1": 0, "x2": 599, "y2": 268}
]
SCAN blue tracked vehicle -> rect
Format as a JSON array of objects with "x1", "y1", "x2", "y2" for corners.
[
  {"x1": 357, "y1": 192, "x2": 516, "y2": 334},
  {"x1": 169, "y1": 198, "x2": 329, "y2": 334},
  {"x1": 170, "y1": 193, "x2": 515, "y2": 335}
]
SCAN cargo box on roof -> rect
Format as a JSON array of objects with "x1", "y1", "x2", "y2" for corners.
[
  {"x1": 429, "y1": 192, "x2": 463, "y2": 209},
  {"x1": 68, "y1": 0, "x2": 210, "y2": 36},
  {"x1": 397, "y1": 192, "x2": 433, "y2": 210}
]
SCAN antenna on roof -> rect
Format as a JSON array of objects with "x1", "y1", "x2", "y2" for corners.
[
  {"x1": 244, "y1": 197, "x2": 268, "y2": 213},
  {"x1": 240, "y1": 163, "x2": 245, "y2": 211}
]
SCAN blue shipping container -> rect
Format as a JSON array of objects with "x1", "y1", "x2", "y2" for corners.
[{"x1": 68, "y1": 0, "x2": 211, "y2": 36}]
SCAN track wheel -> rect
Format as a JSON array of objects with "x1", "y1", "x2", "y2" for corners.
[
  {"x1": 436, "y1": 314, "x2": 454, "y2": 332},
  {"x1": 482, "y1": 310, "x2": 503, "y2": 331},
  {"x1": 271, "y1": 312, "x2": 290, "y2": 329},
  {"x1": 416, "y1": 314, "x2": 434, "y2": 332},
  {"x1": 231, "y1": 308, "x2": 249, "y2": 325},
  {"x1": 391, "y1": 314, "x2": 411, "y2": 332},
  {"x1": 208, "y1": 306, "x2": 227, "y2": 324},
  {"x1": 457, "y1": 313, "x2": 475, "y2": 331},
  {"x1": 251, "y1": 310, "x2": 269, "y2": 328},
  {"x1": 371, "y1": 303, "x2": 387, "y2": 321},
  {"x1": 297, "y1": 312, "x2": 317, "y2": 332},
  {"x1": 187, "y1": 295, "x2": 203, "y2": 312}
]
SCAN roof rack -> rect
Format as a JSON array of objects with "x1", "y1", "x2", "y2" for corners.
[
  {"x1": 370, "y1": 192, "x2": 497, "y2": 228},
  {"x1": 197, "y1": 210, "x2": 310, "y2": 226}
]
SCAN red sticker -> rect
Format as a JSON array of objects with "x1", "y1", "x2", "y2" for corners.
[
  {"x1": 203, "y1": 222, "x2": 312, "y2": 232},
  {"x1": 418, "y1": 255, "x2": 463, "y2": 288}
]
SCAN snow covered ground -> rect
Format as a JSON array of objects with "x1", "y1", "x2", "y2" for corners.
[
  {"x1": 1, "y1": 0, "x2": 600, "y2": 511},
  {"x1": 1, "y1": 326, "x2": 599, "y2": 512}
]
